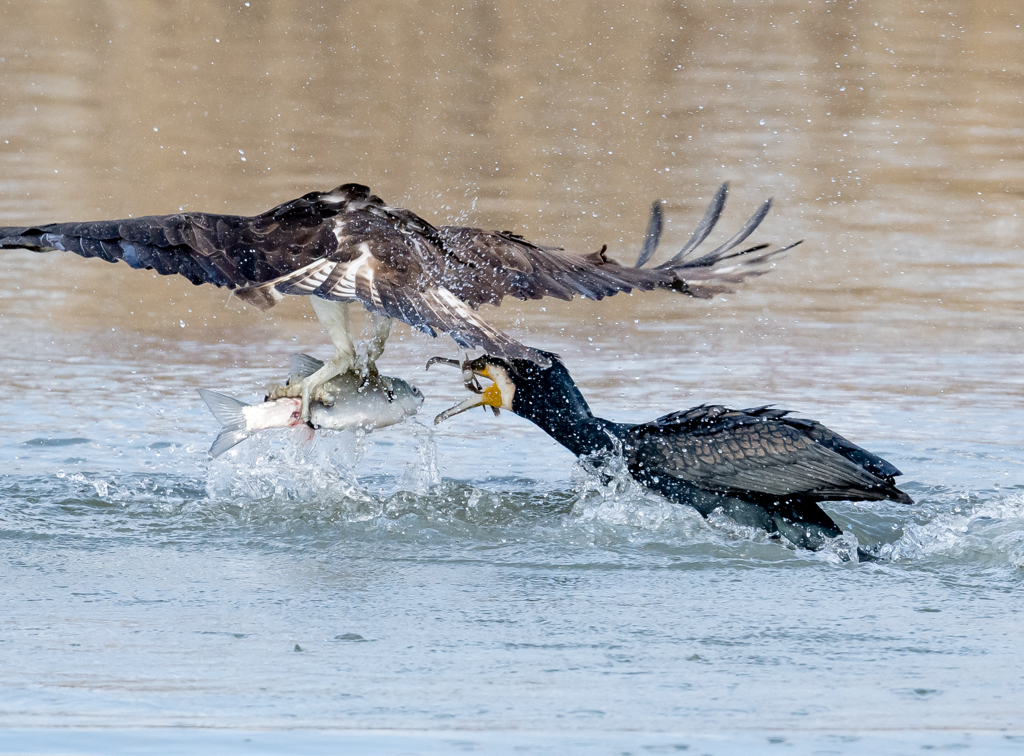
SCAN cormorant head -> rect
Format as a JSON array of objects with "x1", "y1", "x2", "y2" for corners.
[
  {"x1": 427, "y1": 352, "x2": 583, "y2": 425},
  {"x1": 427, "y1": 354, "x2": 519, "y2": 423}
]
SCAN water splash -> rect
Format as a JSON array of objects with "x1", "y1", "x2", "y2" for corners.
[
  {"x1": 397, "y1": 420, "x2": 441, "y2": 495},
  {"x1": 566, "y1": 451, "x2": 767, "y2": 549},
  {"x1": 880, "y1": 494, "x2": 1024, "y2": 568},
  {"x1": 565, "y1": 450, "x2": 870, "y2": 561},
  {"x1": 205, "y1": 425, "x2": 371, "y2": 506}
]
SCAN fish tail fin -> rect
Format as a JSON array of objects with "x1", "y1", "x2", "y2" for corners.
[
  {"x1": 198, "y1": 389, "x2": 252, "y2": 458},
  {"x1": 290, "y1": 353, "x2": 325, "y2": 381}
]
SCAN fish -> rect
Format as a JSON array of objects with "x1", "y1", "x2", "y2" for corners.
[{"x1": 198, "y1": 353, "x2": 424, "y2": 457}]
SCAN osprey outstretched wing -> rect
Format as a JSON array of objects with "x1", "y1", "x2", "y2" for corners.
[
  {"x1": 1, "y1": 182, "x2": 796, "y2": 418},
  {"x1": 0, "y1": 182, "x2": 792, "y2": 364}
]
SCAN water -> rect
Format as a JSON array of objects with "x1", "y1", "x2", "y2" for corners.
[{"x1": 1, "y1": 1, "x2": 1023, "y2": 753}]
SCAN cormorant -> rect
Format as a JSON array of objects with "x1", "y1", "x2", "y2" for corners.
[
  {"x1": 1, "y1": 182, "x2": 793, "y2": 418},
  {"x1": 429, "y1": 352, "x2": 913, "y2": 554}
]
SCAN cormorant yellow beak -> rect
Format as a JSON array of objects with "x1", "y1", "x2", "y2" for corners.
[{"x1": 432, "y1": 363, "x2": 508, "y2": 424}]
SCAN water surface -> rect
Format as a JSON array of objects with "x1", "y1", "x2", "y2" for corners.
[{"x1": 1, "y1": 0, "x2": 1022, "y2": 751}]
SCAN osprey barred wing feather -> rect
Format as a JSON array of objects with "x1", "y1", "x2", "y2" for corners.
[
  {"x1": 0, "y1": 192, "x2": 345, "y2": 291},
  {"x1": 0, "y1": 182, "x2": 792, "y2": 363}
]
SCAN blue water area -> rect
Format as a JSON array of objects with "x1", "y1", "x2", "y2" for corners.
[
  {"x1": 2, "y1": 1, "x2": 1024, "y2": 745},
  {"x1": 2, "y1": 728, "x2": 1024, "y2": 756},
  {"x1": 1, "y1": 319, "x2": 1023, "y2": 751}
]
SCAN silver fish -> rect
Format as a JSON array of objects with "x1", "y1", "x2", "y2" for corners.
[{"x1": 199, "y1": 354, "x2": 424, "y2": 457}]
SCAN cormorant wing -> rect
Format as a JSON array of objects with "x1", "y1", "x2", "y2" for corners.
[
  {"x1": 779, "y1": 416, "x2": 904, "y2": 480},
  {"x1": 626, "y1": 405, "x2": 911, "y2": 504}
]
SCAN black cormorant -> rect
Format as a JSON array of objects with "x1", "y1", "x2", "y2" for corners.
[{"x1": 429, "y1": 353, "x2": 913, "y2": 554}]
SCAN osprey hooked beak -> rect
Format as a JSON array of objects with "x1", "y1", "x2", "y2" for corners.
[{"x1": 426, "y1": 354, "x2": 514, "y2": 424}]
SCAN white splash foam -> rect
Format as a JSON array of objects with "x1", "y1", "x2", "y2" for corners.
[
  {"x1": 565, "y1": 452, "x2": 870, "y2": 561},
  {"x1": 879, "y1": 494, "x2": 1024, "y2": 567},
  {"x1": 397, "y1": 421, "x2": 441, "y2": 495},
  {"x1": 205, "y1": 425, "x2": 372, "y2": 507},
  {"x1": 567, "y1": 452, "x2": 747, "y2": 545}
]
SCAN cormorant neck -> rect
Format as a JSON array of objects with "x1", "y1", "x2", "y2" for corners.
[{"x1": 509, "y1": 359, "x2": 628, "y2": 457}]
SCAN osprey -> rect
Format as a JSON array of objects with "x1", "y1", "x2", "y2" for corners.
[{"x1": 0, "y1": 182, "x2": 793, "y2": 417}]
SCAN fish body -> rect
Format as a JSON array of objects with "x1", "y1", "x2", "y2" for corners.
[
  {"x1": 307, "y1": 373, "x2": 422, "y2": 431},
  {"x1": 199, "y1": 354, "x2": 424, "y2": 457}
]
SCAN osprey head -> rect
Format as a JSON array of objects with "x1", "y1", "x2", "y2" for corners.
[{"x1": 315, "y1": 183, "x2": 382, "y2": 210}]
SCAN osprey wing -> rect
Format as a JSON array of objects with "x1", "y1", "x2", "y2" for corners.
[
  {"x1": 1, "y1": 182, "x2": 792, "y2": 365},
  {"x1": 229, "y1": 203, "x2": 550, "y2": 363},
  {"x1": 0, "y1": 187, "x2": 353, "y2": 296},
  {"x1": 429, "y1": 183, "x2": 795, "y2": 309}
]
